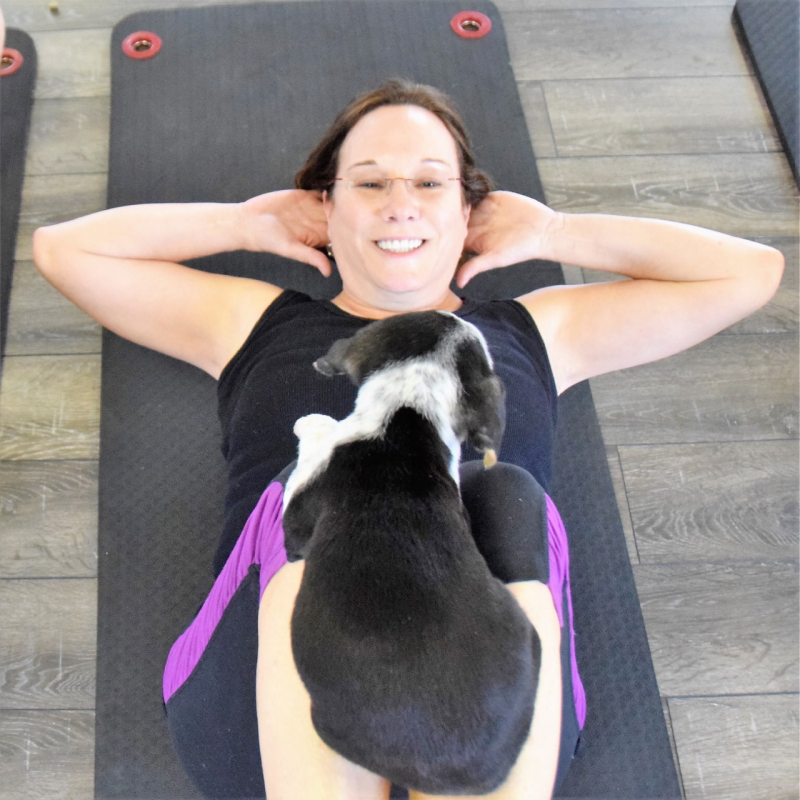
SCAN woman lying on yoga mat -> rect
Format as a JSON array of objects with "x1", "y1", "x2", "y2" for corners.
[{"x1": 32, "y1": 80, "x2": 783, "y2": 800}]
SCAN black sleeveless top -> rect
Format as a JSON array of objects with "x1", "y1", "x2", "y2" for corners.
[{"x1": 214, "y1": 290, "x2": 558, "y2": 575}]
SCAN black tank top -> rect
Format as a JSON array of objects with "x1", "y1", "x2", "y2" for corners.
[{"x1": 214, "y1": 290, "x2": 558, "y2": 575}]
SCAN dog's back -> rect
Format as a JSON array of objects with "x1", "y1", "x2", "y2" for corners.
[{"x1": 284, "y1": 407, "x2": 538, "y2": 795}]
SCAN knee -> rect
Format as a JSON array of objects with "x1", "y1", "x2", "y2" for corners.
[{"x1": 460, "y1": 460, "x2": 544, "y2": 501}]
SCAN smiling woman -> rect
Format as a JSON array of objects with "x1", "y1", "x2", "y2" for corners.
[
  {"x1": 31, "y1": 76, "x2": 783, "y2": 800},
  {"x1": 318, "y1": 104, "x2": 474, "y2": 314}
]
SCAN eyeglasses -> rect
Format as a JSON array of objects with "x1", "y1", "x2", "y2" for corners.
[{"x1": 331, "y1": 172, "x2": 463, "y2": 201}]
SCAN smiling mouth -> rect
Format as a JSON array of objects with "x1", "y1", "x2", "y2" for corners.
[{"x1": 375, "y1": 238, "x2": 425, "y2": 253}]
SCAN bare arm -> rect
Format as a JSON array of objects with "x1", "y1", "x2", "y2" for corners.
[
  {"x1": 460, "y1": 193, "x2": 784, "y2": 394},
  {"x1": 32, "y1": 191, "x2": 331, "y2": 378}
]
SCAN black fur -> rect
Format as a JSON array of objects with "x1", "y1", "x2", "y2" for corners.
[{"x1": 282, "y1": 313, "x2": 539, "y2": 795}]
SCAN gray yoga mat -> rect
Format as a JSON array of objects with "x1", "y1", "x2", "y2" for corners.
[
  {"x1": 733, "y1": 0, "x2": 800, "y2": 187},
  {"x1": 0, "y1": 29, "x2": 37, "y2": 379},
  {"x1": 96, "y1": 3, "x2": 681, "y2": 797}
]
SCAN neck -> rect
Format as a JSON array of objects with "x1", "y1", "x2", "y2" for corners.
[{"x1": 332, "y1": 287, "x2": 463, "y2": 319}]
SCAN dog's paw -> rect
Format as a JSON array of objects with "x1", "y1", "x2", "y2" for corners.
[{"x1": 294, "y1": 413, "x2": 338, "y2": 442}]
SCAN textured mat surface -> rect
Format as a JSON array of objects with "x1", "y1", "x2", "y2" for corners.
[
  {"x1": 0, "y1": 30, "x2": 37, "y2": 377},
  {"x1": 98, "y1": 3, "x2": 681, "y2": 797},
  {"x1": 734, "y1": 0, "x2": 800, "y2": 187}
]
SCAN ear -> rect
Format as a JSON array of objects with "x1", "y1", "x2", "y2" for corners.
[
  {"x1": 464, "y1": 374, "x2": 506, "y2": 458},
  {"x1": 322, "y1": 188, "x2": 333, "y2": 222},
  {"x1": 313, "y1": 335, "x2": 354, "y2": 378},
  {"x1": 453, "y1": 338, "x2": 507, "y2": 458}
]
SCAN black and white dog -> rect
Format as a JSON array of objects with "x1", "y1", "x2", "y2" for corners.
[{"x1": 282, "y1": 311, "x2": 540, "y2": 795}]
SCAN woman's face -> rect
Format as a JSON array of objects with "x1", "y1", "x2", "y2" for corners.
[{"x1": 322, "y1": 105, "x2": 471, "y2": 307}]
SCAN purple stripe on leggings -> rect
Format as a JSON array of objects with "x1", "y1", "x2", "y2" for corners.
[
  {"x1": 545, "y1": 493, "x2": 587, "y2": 729},
  {"x1": 162, "y1": 481, "x2": 288, "y2": 704},
  {"x1": 163, "y1": 480, "x2": 586, "y2": 731}
]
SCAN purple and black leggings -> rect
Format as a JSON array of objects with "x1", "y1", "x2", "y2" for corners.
[{"x1": 163, "y1": 462, "x2": 585, "y2": 798}]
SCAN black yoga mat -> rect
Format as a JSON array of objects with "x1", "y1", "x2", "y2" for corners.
[
  {"x1": 97, "y1": 3, "x2": 681, "y2": 798},
  {"x1": 733, "y1": 0, "x2": 800, "y2": 188},
  {"x1": 0, "y1": 30, "x2": 37, "y2": 379}
]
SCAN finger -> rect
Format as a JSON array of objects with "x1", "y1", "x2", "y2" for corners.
[
  {"x1": 456, "y1": 253, "x2": 498, "y2": 288},
  {"x1": 291, "y1": 244, "x2": 332, "y2": 277}
]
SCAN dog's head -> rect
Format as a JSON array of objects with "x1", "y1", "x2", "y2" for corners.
[{"x1": 314, "y1": 311, "x2": 506, "y2": 465}]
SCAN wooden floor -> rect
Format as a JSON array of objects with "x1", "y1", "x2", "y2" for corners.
[{"x1": 1, "y1": 0, "x2": 798, "y2": 798}]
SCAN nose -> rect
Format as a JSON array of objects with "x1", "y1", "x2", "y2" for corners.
[{"x1": 381, "y1": 179, "x2": 421, "y2": 221}]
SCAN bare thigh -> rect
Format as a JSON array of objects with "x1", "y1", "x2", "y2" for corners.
[{"x1": 256, "y1": 560, "x2": 392, "y2": 800}]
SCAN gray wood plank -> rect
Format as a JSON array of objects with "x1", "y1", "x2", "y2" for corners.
[
  {"x1": 23, "y1": 29, "x2": 111, "y2": 102},
  {"x1": 0, "y1": 461, "x2": 98, "y2": 579},
  {"x1": 505, "y1": 7, "x2": 751, "y2": 82},
  {"x1": 589, "y1": 332, "x2": 799, "y2": 445},
  {"x1": 0, "y1": 710, "x2": 94, "y2": 800},
  {"x1": 517, "y1": 81, "x2": 557, "y2": 159},
  {"x1": 537, "y1": 153, "x2": 799, "y2": 238},
  {"x1": 6, "y1": 260, "x2": 102, "y2": 357},
  {"x1": 19, "y1": 174, "x2": 108, "y2": 262},
  {"x1": 25, "y1": 97, "x2": 110, "y2": 176},
  {"x1": 669, "y1": 694, "x2": 799, "y2": 800},
  {"x1": 580, "y1": 237, "x2": 799, "y2": 336},
  {"x1": 541, "y1": 77, "x2": 782, "y2": 158},
  {"x1": 0, "y1": 579, "x2": 96, "y2": 710},
  {"x1": 634, "y1": 560, "x2": 799, "y2": 696},
  {"x1": 662, "y1": 698, "x2": 686, "y2": 800},
  {"x1": 0, "y1": 355, "x2": 101, "y2": 462},
  {"x1": 620, "y1": 440, "x2": 799, "y2": 563},
  {"x1": 605, "y1": 445, "x2": 639, "y2": 564}
]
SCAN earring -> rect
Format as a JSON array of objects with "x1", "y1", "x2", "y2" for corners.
[{"x1": 326, "y1": 243, "x2": 334, "y2": 259}]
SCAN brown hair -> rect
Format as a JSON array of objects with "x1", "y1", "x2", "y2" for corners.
[{"x1": 294, "y1": 79, "x2": 494, "y2": 207}]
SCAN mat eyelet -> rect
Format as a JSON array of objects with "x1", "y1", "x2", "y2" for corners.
[
  {"x1": 0, "y1": 48, "x2": 24, "y2": 77},
  {"x1": 122, "y1": 31, "x2": 163, "y2": 60},
  {"x1": 450, "y1": 11, "x2": 492, "y2": 39}
]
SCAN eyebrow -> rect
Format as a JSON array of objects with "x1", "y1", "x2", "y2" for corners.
[{"x1": 347, "y1": 158, "x2": 451, "y2": 170}]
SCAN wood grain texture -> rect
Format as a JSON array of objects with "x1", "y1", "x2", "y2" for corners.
[
  {"x1": 589, "y1": 333, "x2": 799, "y2": 445},
  {"x1": 662, "y1": 698, "x2": 686, "y2": 800},
  {"x1": 505, "y1": 7, "x2": 750, "y2": 82},
  {"x1": 517, "y1": 81, "x2": 557, "y2": 159},
  {"x1": 21, "y1": 29, "x2": 111, "y2": 102},
  {"x1": 542, "y1": 77, "x2": 782, "y2": 158},
  {"x1": 580, "y1": 237, "x2": 799, "y2": 336},
  {"x1": 620, "y1": 440, "x2": 799, "y2": 563},
  {"x1": 19, "y1": 174, "x2": 108, "y2": 262},
  {"x1": 605, "y1": 445, "x2": 639, "y2": 564},
  {"x1": 0, "y1": 461, "x2": 98, "y2": 579},
  {"x1": 634, "y1": 560, "x2": 799, "y2": 696},
  {"x1": 669, "y1": 694, "x2": 799, "y2": 800},
  {"x1": 5, "y1": 260, "x2": 102, "y2": 357},
  {"x1": 0, "y1": 355, "x2": 101, "y2": 461},
  {"x1": 25, "y1": 96, "x2": 111, "y2": 176},
  {"x1": 537, "y1": 153, "x2": 799, "y2": 238},
  {"x1": 0, "y1": 579, "x2": 96, "y2": 710},
  {"x1": 0, "y1": 710, "x2": 94, "y2": 800}
]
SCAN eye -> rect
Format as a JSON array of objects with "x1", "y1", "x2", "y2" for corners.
[
  {"x1": 415, "y1": 177, "x2": 443, "y2": 190},
  {"x1": 354, "y1": 177, "x2": 388, "y2": 190}
]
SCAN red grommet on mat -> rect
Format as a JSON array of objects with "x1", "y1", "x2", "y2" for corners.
[
  {"x1": 122, "y1": 31, "x2": 163, "y2": 60},
  {"x1": 450, "y1": 11, "x2": 492, "y2": 39},
  {"x1": 0, "y1": 48, "x2": 24, "y2": 77}
]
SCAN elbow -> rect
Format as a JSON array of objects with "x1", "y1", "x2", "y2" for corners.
[
  {"x1": 32, "y1": 227, "x2": 56, "y2": 278},
  {"x1": 757, "y1": 246, "x2": 785, "y2": 306}
]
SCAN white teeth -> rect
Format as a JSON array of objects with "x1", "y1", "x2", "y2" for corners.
[{"x1": 376, "y1": 239, "x2": 424, "y2": 253}]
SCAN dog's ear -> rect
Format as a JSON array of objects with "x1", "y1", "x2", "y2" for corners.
[
  {"x1": 313, "y1": 336, "x2": 354, "y2": 378},
  {"x1": 454, "y1": 338, "x2": 507, "y2": 463},
  {"x1": 463, "y1": 374, "x2": 506, "y2": 461}
]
